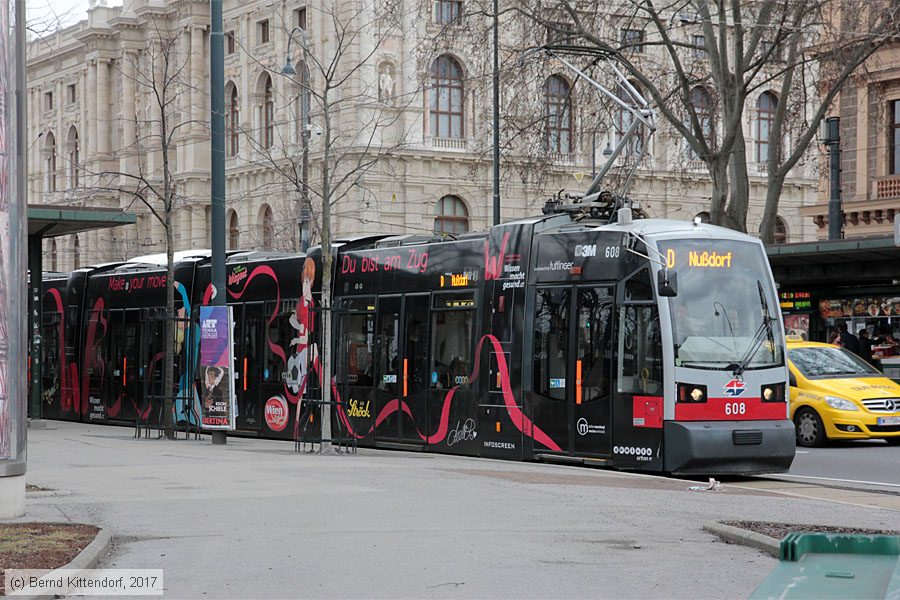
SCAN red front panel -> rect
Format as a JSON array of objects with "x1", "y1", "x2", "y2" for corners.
[{"x1": 675, "y1": 397, "x2": 787, "y2": 421}]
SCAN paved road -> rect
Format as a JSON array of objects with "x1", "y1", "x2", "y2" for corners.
[
  {"x1": 776, "y1": 439, "x2": 900, "y2": 491},
  {"x1": 15, "y1": 422, "x2": 900, "y2": 599}
]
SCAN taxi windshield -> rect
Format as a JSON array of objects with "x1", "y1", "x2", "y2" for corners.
[
  {"x1": 789, "y1": 346, "x2": 881, "y2": 379},
  {"x1": 658, "y1": 239, "x2": 783, "y2": 371}
]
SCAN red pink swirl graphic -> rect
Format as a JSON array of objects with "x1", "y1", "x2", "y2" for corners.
[{"x1": 331, "y1": 333, "x2": 561, "y2": 452}]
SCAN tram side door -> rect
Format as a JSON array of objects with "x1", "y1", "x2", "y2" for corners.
[
  {"x1": 374, "y1": 296, "x2": 402, "y2": 443},
  {"x1": 532, "y1": 286, "x2": 613, "y2": 457},
  {"x1": 235, "y1": 303, "x2": 265, "y2": 431},
  {"x1": 572, "y1": 287, "x2": 614, "y2": 457},
  {"x1": 399, "y1": 293, "x2": 429, "y2": 447}
]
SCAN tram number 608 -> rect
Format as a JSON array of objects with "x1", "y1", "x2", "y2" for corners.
[
  {"x1": 724, "y1": 402, "x2": 746, "y2": 416},
  {"x1": 604, "y1": 246, "x2": 620, "y2": 258}
]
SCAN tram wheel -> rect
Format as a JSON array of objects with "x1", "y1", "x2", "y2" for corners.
[{"x1": 794, "y1": 408, "x2": 825, "y2": 447}]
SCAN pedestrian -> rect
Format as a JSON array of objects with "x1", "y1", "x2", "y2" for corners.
[
  {"x1": 858, "y1": 329, "x2": 881, "y2": 370},
  {"x1": 837, "y1": 322, "x2": 860, "y2": 355},
  {"x1": 828, "y1": 329, "x2": 841, "y2": 346}
]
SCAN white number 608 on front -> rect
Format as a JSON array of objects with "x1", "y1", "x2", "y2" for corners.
[{"x1": 725, "y1": 402, "x2": 746, "y2": 416}]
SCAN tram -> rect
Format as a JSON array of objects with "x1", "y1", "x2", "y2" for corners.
[{"x1": 38, "y1": 199, "x2": 795, "y2": 475}]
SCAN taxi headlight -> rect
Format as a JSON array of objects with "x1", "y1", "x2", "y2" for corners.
[{"x1": 824, "y1": 396, "x2": 859, "y2": 411}]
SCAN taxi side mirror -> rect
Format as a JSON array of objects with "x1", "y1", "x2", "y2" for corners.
[
  {"x1": 789, "y1": 371, "x2": 797, "y2": 388},
  {"x1": 657, "y1": 269, "x2": 677, "y2": 297}
]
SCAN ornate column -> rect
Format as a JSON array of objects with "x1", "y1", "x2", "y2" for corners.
[
  {"x1": 190, "y1": 25, "x2": 204, "y2": 132},
  {"x1": 86, "y1": 61, "x2": 97, "y2": 157},
  {"x1": 96, "y1": 58, "x2": 109, "y2": 155},
  {"x1": 120, "y1": 50, "x2": 137, "y2": 175}
]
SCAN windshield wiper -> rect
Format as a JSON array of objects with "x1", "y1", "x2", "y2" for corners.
[{"x1": 728, "y1": 281, "x2": 776, "y2": 378}]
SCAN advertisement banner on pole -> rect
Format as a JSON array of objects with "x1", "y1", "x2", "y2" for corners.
[{"x1": 199, "y1": 305, "x2": 236, "y2": 430}]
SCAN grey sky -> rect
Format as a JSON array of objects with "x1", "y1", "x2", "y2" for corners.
[{"x1": 26, "y1": 0, "x2": 121, "y2": 33}]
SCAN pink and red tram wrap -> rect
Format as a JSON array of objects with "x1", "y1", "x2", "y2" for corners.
[{"x1": 39, "y1": 214, "x2": 795, "y2": 474}]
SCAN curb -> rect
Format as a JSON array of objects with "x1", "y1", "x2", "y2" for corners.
[
  {"x1": 9, "y1": 528, "x2": 111, "y2": 599},
  {"x1": 703, "y1": 521, "x2": 780, "y2": 558}
]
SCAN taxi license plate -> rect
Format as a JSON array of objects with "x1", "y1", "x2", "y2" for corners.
[{"x1": 877, "y1": 416, "x2": 900, "y2": 426}]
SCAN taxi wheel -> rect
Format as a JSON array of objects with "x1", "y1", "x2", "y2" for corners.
[{"x1": 794, "y1": 408, "x2": 825, "y2": 447}]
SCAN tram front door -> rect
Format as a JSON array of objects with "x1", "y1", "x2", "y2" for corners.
[{"x1": 532, "y1": 286, "x2": 614, "y2": 457}]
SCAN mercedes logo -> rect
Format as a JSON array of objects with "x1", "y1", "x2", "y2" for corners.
[{"x1": 885, "y1": 399, "x2": 897, "y2": 412}]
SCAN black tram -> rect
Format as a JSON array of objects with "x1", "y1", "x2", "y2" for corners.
[
  {"x1": 38, "y1": 208, "x2": 795, "y2": 474},
  {"x1": 330, "y1": 209, "x2": 795, "y2": 474}
]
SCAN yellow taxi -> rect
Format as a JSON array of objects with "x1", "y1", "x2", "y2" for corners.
[{"x1": 787, "y1": 338, "x2": 900, "y2": 446}]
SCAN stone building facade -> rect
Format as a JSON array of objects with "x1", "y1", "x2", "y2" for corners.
[
  {"x1": 802, "y1": 42, "x2": 900, "y2": 239},
  {"x1": 28, "y1": 0, "x2": 817, "y2": 271}
]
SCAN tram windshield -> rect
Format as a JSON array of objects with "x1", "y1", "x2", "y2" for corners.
[{"x1": 658, "y1": 239, "x2": 783, "y2": 371}]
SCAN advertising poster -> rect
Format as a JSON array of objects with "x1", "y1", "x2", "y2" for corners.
[
  {"x1": 783, "y1": 314, "x2": 810, "y2": 340},
  {"x1": 199, "y1": 305, "x2": 236, "y2": 430}
]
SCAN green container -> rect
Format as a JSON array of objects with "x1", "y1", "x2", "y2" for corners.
[{"x1": 750, "y1": 533, "x2": 900, "y2": 599}]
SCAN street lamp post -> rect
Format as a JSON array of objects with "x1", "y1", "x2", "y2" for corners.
[{"x1": 282, "y1": 28, "x2": 311, "y2": 252}]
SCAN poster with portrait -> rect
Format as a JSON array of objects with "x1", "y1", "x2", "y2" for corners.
[
  {"x1": 783, "y1": 314, "x2": 810, "y2": 341},
  {"x1": 199, "y1": 305, "x2": 236, "y2": 430}
]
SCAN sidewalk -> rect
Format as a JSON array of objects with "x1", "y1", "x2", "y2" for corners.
[{"x1": 16, "y1": 422, "x2": 900, "y2": 599}]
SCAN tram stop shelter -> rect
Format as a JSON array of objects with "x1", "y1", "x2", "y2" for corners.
[
  {"x1": 27, "y1": 204, "x2": 137, "y2": 421},
  {"x1": 766, "y1": 235, "x2": 900, "y2": 378}
]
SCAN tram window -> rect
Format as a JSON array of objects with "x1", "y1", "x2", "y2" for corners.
[
  {"x1": 433, "y1": 292, "x2": 476, "y2": 309},
  {"x1": 578, "y1": 288, "x2": 613, "y2": 394},
  {"x1": 617, "y1": 305, "x2": 663, "y2": 394},
  {"x1": 243, "y1": 303, "x2": 264, "y2": 384},
  {"x1": 266, "y1": 301, "x2": 295, "y2": 384},
  {"x1": 534, "y1": 288, "x2": 570, "y2": 401},
  {"x1": 376, "y1": 306, "x2": 400, "y2": 394},
  {"x1": 625, "y1": 268, "x2": 653, "y2": 302},
  {"x1": 344, "y1": 313, "x2": 375, "y2": 386},
  {"x1": 41, "y1": 314, "x2": 60, "y2": 380},
  {"x1": 431, "y1": 309, "x2": 474, "y2": 389}
]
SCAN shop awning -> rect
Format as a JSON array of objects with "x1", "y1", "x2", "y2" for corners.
[{"x1": 767, "y1": 237, "x2": 900, "y2": 286}]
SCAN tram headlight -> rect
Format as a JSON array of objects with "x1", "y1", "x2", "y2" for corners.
[
  {"x1": 824, "y1": 396, "x2": 858, "y2": 411},
  {"x1": 677, "y1": 383, "x2": 707, "y2": 403},
  {"x1": 761, "y1": 383, "x2": 785, "y2": 403}
]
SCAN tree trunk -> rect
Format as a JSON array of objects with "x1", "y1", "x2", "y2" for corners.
[
  {"x1": 708, "y1": 158, "x2": 729, "y2": 225},
  {"x1": 164, "y1": 212, "x2": 175, "y2": 439},
  {"x1": 319, "y1": 93, "x2": 333, "y2": 454},
  {"x1": 759, "y1": 170, "x2": 787, "y2": 244},
  {"x1": 725, "y1": 126, "x2": 750, "y2": 232}
]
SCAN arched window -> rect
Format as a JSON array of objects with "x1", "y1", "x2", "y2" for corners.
[
  {"x1": 543, "y1": 75, "x2": 573, "y2": 154},
  {"x1": 756, "y1": 92, "x2": 777, "y2": 164},
  {"x1": 688, "y1": 86, "x2": 714, "y2": 159},
  {"x1": 227, "y1": 83, "x2": 240, "y2": 157},
  {"x1": 616, "y1": 81, "x2": 644, "y2": 158},
  {"x1": 66, "y1": 127, "x2": 79, "y2": 189},
  {"x1": 44, "y1": 132, "x2": 57, "y2": 193},
  {"x1": 50, "y1": 239, "x2": 58, "y2": 271},
  {"x1": 430, "y1": 55, "x2": 464, "y2": 139},
  {"x1": 73, "y1": 234, "x2": 80, "y2": 269},
  {"x1": 260, "y1": 204, "x2": 274, "y2": 249},
  {"x1": 262, "y1": 75, "x2": 274, "y2": 148},
  {"x1": 694, "y1": 211, "x2": 710, "y2": 223},
  {"x1": 228, "y1": 209, "x2": 240, "y2": 250},
  {"x1": 774, "y1": 216, "x2": 788, "y2": 244},
  {"x1": 434, "y1": 195, "x2": 469, "y2": 234}
]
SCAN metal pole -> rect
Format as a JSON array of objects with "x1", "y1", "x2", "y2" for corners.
[
  {"x1": 826, "y1": 117, "x2": 842, "y2": 241},
  {"x1": 300, "y1": 35, "x2": 310, "y2": 253},
  {"x1": 210, "y1": 0, "x2": 227, "y2": 445},
  {"x1": 19, "y1": 0, "x2": 36, "y2": 422},
  {"x1": 491, "y1": 0, "x2": 500, "y2": 226}
]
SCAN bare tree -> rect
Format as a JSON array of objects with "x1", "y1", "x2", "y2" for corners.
[
  {"x1": 516, "y1": 0, "x2": 900, "y2": 239},
  {"x1": 244, "y1": 0, "x2": 417, "y2": 451},
  {"x1": 81, "y1": 20, "x2": 195, "y2": 439}
]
